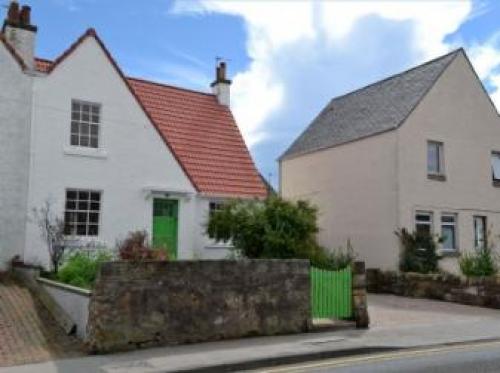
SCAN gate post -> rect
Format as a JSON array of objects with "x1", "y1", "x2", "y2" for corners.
[{"x1": 352, "y1": 261, "x2": 369, "y2": 328}]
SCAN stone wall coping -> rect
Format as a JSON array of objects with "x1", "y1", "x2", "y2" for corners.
[{"x1": 37, "y1": 277, "x2": 92, "y2": 297}]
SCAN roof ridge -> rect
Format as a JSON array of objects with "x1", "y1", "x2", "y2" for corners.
[
  {"x1": 127, "y1": 76, "x2": 215, "y2": 97},
  {"x1": 326, "y1": 48, "x2": 462, "y2": 106}
]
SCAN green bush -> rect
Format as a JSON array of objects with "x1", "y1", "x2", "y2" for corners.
[
  {"x1": 459, "y1": 247, "x2": 498, "y2": 277},
  {"x1": 56, "y1": 251, "x2": 112, "y2": 289},
  {"x1": 396, "y1": 228, "x2": 441, "y2": 274},
  {"x1": 207, "y1": 196, "x2": 324, "y2": 262},
  {"x1": 312, "y1": 240, "x2": 356, "y2": 270}
]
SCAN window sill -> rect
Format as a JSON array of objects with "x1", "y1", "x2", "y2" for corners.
[
  {"x1": 427, "y1": 174, "x2": 446, "y2": 182},
  {"x1": 439, "y1": 249, "x2": 460, "y2": 258},
  {"x1": 64, "y1": 146, "x2": 107, "y2": 159},
  {"x1": 205, "y1": 244, "x2": 234, "y2": 250}
]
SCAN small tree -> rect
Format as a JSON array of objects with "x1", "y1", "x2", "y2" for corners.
[
  {"x1": 32, "y1": 200, "x2": 67, "y2": 273},
  {"x1": 207, "y1": 197, "x2": 324, "y2": 261},
  {"x1": 396, "y1": 228, "x2": 441, "y2": 274}
]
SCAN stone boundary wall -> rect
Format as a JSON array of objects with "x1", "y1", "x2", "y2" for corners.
[
  {"x1": 367, "y1": 268, "x2": 500, "y2": 308},
  {"x1": 86, "y1": 260, "x2": 311, "y2": 353}
]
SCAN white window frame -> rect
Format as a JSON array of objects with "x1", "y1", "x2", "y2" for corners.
[
  {"x1": 427, "y1": 140, "x2": 445, "y2": 176},
  {"x1": 415, "y1": 211, "x2": 433, "y2": 235},
  {"x1": 64, "y1": 189, "x2": 102, "y2": 237},
  {"x1": 440, "y1": 213, "x2": 457, "y2": 251},
  {"x1": 473, "y1": 215, "x2": 487, "y2": 250},
  {"x1": 70, "y1": 100, "x2": 101, "y2": 149},
  {"x1": 491, "y1": 152, "x2": 500, "y2": 182}
]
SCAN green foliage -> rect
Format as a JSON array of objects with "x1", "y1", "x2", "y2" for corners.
[
  {"x1": 56, "y1": 251, "x2": 112, "y2": 289},
  {"x1": 396, "y1": 228, "x2": 441, "y2": 274},
  {"x1": 459, "y1": 247, "x2": 498, "y2": 277},
  {"x1": 311, "y1": 240, "x2": 356, "y2": 270},
  {"x1": 207, "y1": 197, "x2": 324, "y2": 261}
]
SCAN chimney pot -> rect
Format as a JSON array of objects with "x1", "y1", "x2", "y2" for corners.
[
  {"x1": 7, "y1": 1, "x2": 20, "y2": 24},
  {"x1": 19, "y1": 6, "x2": 31, "y2": 26}
]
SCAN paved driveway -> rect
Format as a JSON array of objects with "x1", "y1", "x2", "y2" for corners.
[
  {"x1": 0, "y1": 274, "x2": 83, "y2": 367},
  {"x1": 368, "y1": 294, "x2": 500, "y2": 329}
]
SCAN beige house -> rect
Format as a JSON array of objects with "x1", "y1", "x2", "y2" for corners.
[{"x1": 280, "y1": 49, "x2": 500, "y2": 273}]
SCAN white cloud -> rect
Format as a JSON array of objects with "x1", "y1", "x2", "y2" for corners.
[{"x1": 175, "y1": 0, "x2": 481, "y2": 147}]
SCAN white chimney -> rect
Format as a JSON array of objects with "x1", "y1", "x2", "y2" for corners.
[
  {"x1": 2, "y1": 1, "x2": 37, "y2": 70},
  {"x1": 210, "y1": 61, "x2": 231, "y2": 106}
]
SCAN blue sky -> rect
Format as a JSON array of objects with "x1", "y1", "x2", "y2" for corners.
[{"x1": 24, "y1": 0, "x2": 500, "y2": 187}]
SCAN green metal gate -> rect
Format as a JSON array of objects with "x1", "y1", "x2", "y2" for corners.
[{"x1": 311, "y1": 266, "x2": 352, "y2": 319}]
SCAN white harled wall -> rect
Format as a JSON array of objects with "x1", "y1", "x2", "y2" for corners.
[
  {"x1": 23, "y1": 37, "x2": 199, "y2": 267},
  {"x1": 0, "y1": 43, "x2": 33, "y2": 270}
]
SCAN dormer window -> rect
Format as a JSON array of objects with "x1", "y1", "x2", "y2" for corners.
[{"x1": 71, "y1": 100, "x2": 100, "y2": 148}]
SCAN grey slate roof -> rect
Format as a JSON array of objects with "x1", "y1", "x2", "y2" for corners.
[{"x1": 280, "y1": 49, "x2": 462, "y2": 160}]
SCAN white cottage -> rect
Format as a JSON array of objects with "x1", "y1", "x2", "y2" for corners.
[{"x1": 0, "y1": 2, "x2": 267, "y2": 269}]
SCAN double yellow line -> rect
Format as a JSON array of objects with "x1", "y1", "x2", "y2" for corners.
[{"x1": 258, "y1": 339, "x2": 500, "y2": 372}]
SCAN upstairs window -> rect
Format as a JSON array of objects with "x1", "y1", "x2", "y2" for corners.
[
  {"x1": 441, "y1": 214, "x2": 457, "y2": 251},
  {"x1": 427, "y1": 141, "x2": 445, "y2": 178},
  {"x1": 71, "y1": 100, "x2": 100, "y2": 148},
  {"x1": 415, "y1": 211, "x2": 433, "y2": 237},
  {"x1": 64, "y1": 189, "x2": 101, "y2": 236},
  {"x1": 491, "y1": 152, "x2": 500, "y2": 183},
  {"x1": 474, "y1": 216, "x2": 487, "y2": 249}
]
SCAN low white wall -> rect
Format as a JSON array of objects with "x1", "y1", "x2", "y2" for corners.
[{"x1": 38, "y1": 278, "x2": 91, "y2": 340}]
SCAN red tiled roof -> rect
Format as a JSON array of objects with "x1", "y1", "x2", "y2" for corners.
[
  {"x1": 34, "y1": 57, "x2": 52, "y2": 72},
  {"x1": 31, "y1": 29, "x2": 267, "y2": 198}
]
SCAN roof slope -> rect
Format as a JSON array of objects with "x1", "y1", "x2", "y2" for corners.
[
  {"x1": 281, "y1": 49, "x2": 461, "y2": 160},
  {"x1": 32, "y1": 31, "x2": 267, "y2": 198},
  {"x1": 127, "y1": 78, "x2": 267, "y2": 198}
]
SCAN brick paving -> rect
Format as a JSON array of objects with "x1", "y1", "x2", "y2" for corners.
[{"x1": 0, "y1": 274, "x2": 83, "y2": 367}]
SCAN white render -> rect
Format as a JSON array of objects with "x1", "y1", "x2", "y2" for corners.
[
  {"x1": 0, "y1": 34, "x2": 232, "y2": 270},
  {"x1": 281, "y1": 52, "x2": 500, "y2": 273}
]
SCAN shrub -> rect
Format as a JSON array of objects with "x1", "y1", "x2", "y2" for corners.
[
  {"x1": 117, "y1": 230, "x2": 168, "y2": 262},
  {"x1": 207, "y1": 197, "x2": 323, "y2": 262},
  {"x1": 396, "y1": 228, "x2": 441, "y2": 274},
  {"x1": 459, "y1": 247, "x2": 498, "y2": 277},
  {"x1": 56, "y1": 251, "x2": 111, "y2": 289},
  {"x1": 315, "y1": 240, "x2": 356, "y2": 270}
]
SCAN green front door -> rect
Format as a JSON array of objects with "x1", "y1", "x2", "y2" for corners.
[{"x1": 152, "y1": 199, "x2": 178, "y2": 259}]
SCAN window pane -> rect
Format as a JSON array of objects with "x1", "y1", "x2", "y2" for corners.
[
  {"x1": 416, "y1": 213, "x2": 431, "y2": 222},
  {"x1": 72, "y1": 101, "x2": 80, "y2": 112},
  {"x1": 474, "y1": 216, "x2": 486, "y2": 249},
  {"x1": 427, "y1": 142, "x2": 440, "y2": 174},
  {"x1": 88, "y1": 225, "x2": 98, "y2": 236},
  {"x1": 90, "y1": 137, "x2": 98, "y2": 148},
  {"x1": 71, "y1": 111, "x2": 80, "y2": 121},
  {"x1": 70, "y1": 134, "x2": 79, "y2": 146},
  {"x1": 76, "y1": 224, "x2": 87, "y2": 235},
  {"x1": 90, "y1": 125, "x2": 98, "y2": 136},
  {"x1": 442, "y1": 225, "x2": 455, "y2": 250},
  {"x1": 416, "y1": 223, "x2": 431, "y2": 237},
  {"x1": 82, "y1": 104, "x2": 90, "y2": 113},
  {"x1": 80, "y1": 136, "x2": 89, "y2": 147},
  {"x1": 78, "y1": 191, "x2": 89, "y2": 200},
  {"x1": 89, "y1": 213, "x2": 99, "y2": 223},
  {"x1": 441, "y1": 215, "x2": 455, "y2": 223},
  {"x1": 91, "y1": 115, "x2": 99, "y2": 123},
  {"x1": 90, "y1": 192, "x2": 100, "y2": 202},
  {"x1": 66, "y1": 190, "x2": 77, "y2": 200},
  {"x1": 492, "y1": 153, "x2": 500, "y2": 180}
]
